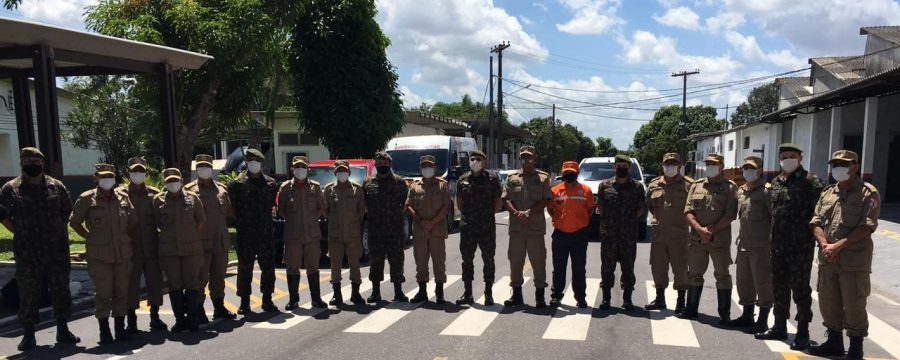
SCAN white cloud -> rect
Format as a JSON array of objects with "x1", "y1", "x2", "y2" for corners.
[
  {"x1": 705, "y1": 11, "x2": 745, "y2": 32},
  {"x1": 519, "y1": 15, "x2": 534, "y2": 25},
  {"x1": 533, "y1": 1, "x2": 549, "y2": 12},
  {"x1": 618, "y1": 30, "x2": 743, "y2": 84},
  {"x1": 724, "y1": 30, "x2": 806, "y2": 69},
  {"x1": 16, "y1": 0, "x2": 97, "y2": 30},
  {"x1": 556, "y1": 0, "x2": 624, "y2": 35},
  {"x1": 400, "y1": 86, "x2": 434, "y2": 109},
  {"x1": 653, "y1": 6, "x2": 702, "y2": 30}
]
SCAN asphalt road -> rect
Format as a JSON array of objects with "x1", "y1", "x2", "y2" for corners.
[{"x1": 2, "y1": 212, "x2": 899, "y2": 360}]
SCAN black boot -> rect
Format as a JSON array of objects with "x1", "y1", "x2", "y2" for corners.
[
  {"x1": 368, "y1": 281, "x2": 382, "y2": 303},
  {"x1": 750, "y1": 307, "x2": 770, "y2": 335},
  {"x1": 185, "y1": 290, "x2": 200, "y2": 332},
  {"x1": 169, "y1": 291, "x2": 187, "y2": 333},
  {"x1": 286, "y1": 274, "x2": 300, "y2": 310},
  {"x1": 330, "y1": 282, "x2": 344, "y2": 306},
  {"x1": 435, "y1": 283, "x2": 445, "y2": 304},
  {"x1": 807, "y1": 329, "x2": 845, "y2": 357},
  {"x1": 755, "y1": 316, "x2": 788, "y2": 340},
  {"x1": 196, "y1": 296, "x2": 210, "y2": 324},
  {"x1": 212, "y1": 297, "x2": 236, "y2": 319},
  {"x1": 549, "y1": 292, "x2": 562, "y2": 308},
  {"x1": 504, "y1": 286, "x2": 524, "y2": 307},
  {"x1": 622, "y1": 289, "x2": 635, "y2": 311},
  {"x1": 237, "y1": 295, "x2": 251, "y2": 315},
  {"x1": 645, "y1": 288, "x2": 667, "y2": 310},
  {"x1": 535, "y1": 288, "x2": 546, "y2": 308},
  {"x1": 393, "y1": 282, "x2": 409, "y2": 302},
  {"x1": 55, "y1": 318, "x2": 80, "y2": 344},
  {"x1": 598, "y1": 287, "x2": 611, "y2": 310},
  {"x1": 456, "y1": 281, "x2": 474, "y2": 305},
  {"x1": 350, "y1": 283, "x2": 365, "y2": 304},
  {"x1": 149, "y1": 305, "x2": 168, "y2": 330},
  {"x1": 309, "y1": 274, "x2": 327, "y2": 308},
  {"x1": 261, "y1": 293, "x2": 279, "y2": 312},
  {"x1": 126, "y1": 309, "x2": 138, "y2": 334},
  {"x1": 411, "y1": 282, "x2": 428, "y2": 303},
  {"x1": 790, "y1": 321, "x2": 811, "y2": 350},
  {"x1": 716, "y1": 289, "x2": 731, "y2": 325},
  {"x1": 846, "y1": 335, "x2": 864, "y2": 360},
  {"x1": 98, "y1": 318, "x2": 113, "y2": 345},
  {"x1": 674, "y1": 290, "x2": 686, "y2": 315},
  {"x1": 727, "y1": 305, "x2": 755, "y2": 328},
  {"x1": 484, "y1": 282, "x2": 494, "y2": 306},
  {"x1": 18, "y1": 325, "x2": 35, "y2": 351},
  {"x1": 114, "y1": 316, "x2": 128, "y2": 341},
  {"x1": 677, "y1": 286, "x2": 703, "y2": 319}
]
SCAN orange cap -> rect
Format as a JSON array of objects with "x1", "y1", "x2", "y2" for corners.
[{"x1": 561, "y1": 161, "x2": 579, "y2": 174}]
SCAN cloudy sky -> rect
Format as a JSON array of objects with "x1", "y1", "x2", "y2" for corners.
[{"x1": 5, "y1": 0, "x2": 900, "y2": 148}]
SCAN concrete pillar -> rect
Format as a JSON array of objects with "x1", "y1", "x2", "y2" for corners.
[
  {"x1": 766, "y1": 123, "x2": 781, "y2": 175},
  {"x1": 862, "y1": 97, "x2": 878, "y2": 179},
  {"x1": 829, "y1": 107, "x2": 843, "y2": 156}
]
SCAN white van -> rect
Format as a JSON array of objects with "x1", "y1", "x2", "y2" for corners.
[{"x1": 578, "y1": 157, "x2": 650, "y2": 241}]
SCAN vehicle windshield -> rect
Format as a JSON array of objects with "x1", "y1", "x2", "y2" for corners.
[
  {"x1": 578, "y1": 162, "x2": 642, "y2": 182},
  {"x1": 307, "y1": 166, "x2": 367, "y2": 186},
  {"x1": 387, "y1": 149, "x2": 449, "y2": 178}
]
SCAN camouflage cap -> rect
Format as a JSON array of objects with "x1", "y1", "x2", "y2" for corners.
[
  {"x1": 162, "y1": 168, "x2": 182, "y2": 182},
  {"x1": 95, "y1": 163, "x2": 116, "y2": 177},
  {"x1": 127, "y1": 156, "x2": 148, "y2": 171},
  {"x1": 420, "y1": 155, "x2": 436, "y2": 166},
  {"x1": 20, "y1": 147, "x2": 44, "y2": 159},
  {"x1": 614, "y1": 154, "x2": 631, "y2": 164},
  {"x1": 374, "y1": 151, "x2": 392, "y2": 161},
  {"x1": 245, "y1": 148, "x2": 265, "y2": 160},
  {"x1": 662, "y1": 153, "x2": 681, "y2": 164},
  {"x1": 334, "y1": 160, "x2": 350, "y2": 171},
  {"x1": 829, "y1": 150, "x2": 858, "y2": 163},
  {"x1": 561, "y1": 161, "x2": 579, "y2": 174},
  {"x1": 704, "y1": 153, "x2": 724, "y2": 165},
  {"x1": 742, "y1": 156, "x2": 763, "y2": 169},
  {"x1": 470, "y1": 149, "x2": 486, "y2": 160},
  {"x1": 291, "y1": 155, "x2": 309, "y2": 167},
  {"x1": 194, "y1": 154, "x2": 214, "y2": 167},
  {"x1": 779, "y1": 143, "x2": 804, "y2": 154},
  {"x1": 519, "y1": 145, "x2": 536, "y2": 156}
]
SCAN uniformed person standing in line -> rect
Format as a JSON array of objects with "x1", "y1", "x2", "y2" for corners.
[
  {"x1": 547, "y1": 161, "x2": 595, "y2": 308},
  {"x1": 226, "y1": 148, "x2": 280, "y2": 314},
  {"x1": 407, "y1": 155, "x2": 452, "y2": 304},
  {"x1": 121, "y1": 157, "x2": 168, "y2": 332},
  {"x1": 184, "y1": 154, "x2": 237, "y2": 322},
  {"x1": 680, "y1": 153, "x2": 738, "y2": 323},
  {"x1": 501, "y1": 145, "x2": 552, "y2": 308},
  {"x1": 363, "y1": 152, "x2": 409, "y2": 303},
  {"x1": 807, "y1": 150, "x2": 880, "y2": 360},
  {"x1": 278, "y1": 156, "x2": 327, "y2": 309},
  {"x1": 323, "y1": 160, "x2": 367, "y2": 305},
  {"x1": 153, "y1": 168, "x2": 206, "y2": 332},
  {"x1": 70, "y1": 164, "x2": 135, "y2": 343},
  {"x1": 455, "y1": 150, "x2": 502, "y2": 306},
  {"x1": 756, "y1": 144, "x2": 823, "y2": 350},
  {"x1": 727, "y1": 156, "x2": 775, "y2": 334},
  {"x1": 596, "y1": 154, "x2": 646, "y2": 311},
  {"x1": 0, "y1": 147, "x2": 80, "y2": 351},
  {"x1": 645, "y1": 153, "x2": 692, "y2": 313}
]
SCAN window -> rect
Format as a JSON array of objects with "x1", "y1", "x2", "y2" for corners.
[
  {"x1": 743, "y1": 136, "x2": 751, "y2": 150},
  {"x1": 728, "y1": 140, "x2": 734, "y2": 151},
  {"x1": 299, "y1": 133, "x2": 319, "y2": 145},
  {"x1": 278, "y1": 133, "x2": 299, "y2": 145}
]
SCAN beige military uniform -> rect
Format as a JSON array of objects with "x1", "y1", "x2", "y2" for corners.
[
  {"x1": 408, "y1": 177, "x2": 452, "y2": 283},
  {"x1": 684, "y1": 178, "x2": 738, "y2": 289},
  {"x1": 184, "y1": 179, "x2": 232, "y2": 300},
  {"x1": 647, "y1": 175, "x2": 691, "y2": 290},
  {"x1": 324, "y1": 181, "x2": 366, "y2": 284},
  {"x1": 121, "y1": 184, "x2": 165, "y2": 309},
  {"x1": 810, "y1": 179, "x2": 880, "y2": 337},
  {"x1": 735, "y1": 182, "x2": 774, "y2": 308},
  {"x1": 502, "y1": 169, "x2": 552, "y2": 288},
  {"x1": 153, "y1": 190, "x2": 206, "y2": 292},
  {"x1": 278, "y1": 179, "x2": 324, "y2": 276},
  {"x1": 70, "y1": 187, "x2": 135, "y2": 319}
]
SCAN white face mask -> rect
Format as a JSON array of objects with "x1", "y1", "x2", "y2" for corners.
[
  {"x1": 247, "y1": 161, "x2": 262, "y2": 174},
  {"x1": 336, "y1": 172, "x2": 350, "y2": 182},
  {"x1": 129, "y1": 172, "x2": 146, "y2": 185},
  {"x1": 166, "y1": 182, "x2": 183, "y2": 193},
  {"x1": 743, "y1": 169, "x2": 759, "y2": 182},
  {"x1": 98, "y1": 178, "x2": 116, "y2": 190},
  {"x1": 293, "y1": 167, "x2": 308, "y2": 180},
  {"x1": 663, "y1": 165, "x2": 679, "y2": 178},
  {"x1": 421, "y1": 167, "x2": 435, "y2": 179},
  {"x1": 197, "y1": 167, "x2": 213, "y2": 180},
  {"x1": 780, "y1": 158, "x2": 800, "y2": 173},
  {"x1": 831, "y1": 166, "x2": 851, "y2": 182},
  {"x1": 706, "y1": 165, "x2": 721, "y2": 178},
  {"x1": 470, "y1": 159, "x2": 483, "y2": 172}
]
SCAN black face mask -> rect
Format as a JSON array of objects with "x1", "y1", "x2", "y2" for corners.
[
  {"x1": 376, "y1": 165, "x2": 392, "y2": 175},
  {"x1": 22, "y1": 164, "x2": 43, "y2": 177},
  {"x1": 615, "y1": 168, "x2": 629, "y2": 178},
  {"x1": 563, "y1": 173, "x2": 577, "y2": 183}
]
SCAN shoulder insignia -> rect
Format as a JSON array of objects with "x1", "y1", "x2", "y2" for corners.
[
  {"x1": 147, "y1": 186, "x2": 161, "y2": 195},
  {"x1": 683, "y1": 176, "x2": 695, "y2": 183},
  {"x1": 309, "y1": 180, "x2": 321, "y2": 187},
  {"x1": 279, "y1": 180, "x2": 292, "y2": 190},
  {"x1": 863, "y1": 182, "x2": 879, "y2": 193},
  {"x1": 765, "y1": 183, "x2": 772, "y2": 189},
  {"x1": 79, "y1": 189, "x2": 97, "y2": 199}
]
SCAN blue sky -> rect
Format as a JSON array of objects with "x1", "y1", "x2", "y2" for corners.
[{"x1": 6, "y1": 0, "x2": 900, "y2": 148}]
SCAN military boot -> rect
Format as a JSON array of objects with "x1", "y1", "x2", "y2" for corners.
[
  {"x1": 790, "y1": 321, "x2": 811, "y2": 350},
  {"x1": 309, "y1": 274, "x2": 328, "y2": 308},
  {"x1": 727, "y1": 305, "x2": 755, "y2": 328},
  {"x1": 393, "y1": 282, "x2": 409, "y2": 302},
  {"x1": 212, "y1": 297, "x2": 237, "y2": 319},
  {"x1": 645, "y1": 288, "x2": 667, "y2": 310},
  {"x1": 716, "y1": 289, "x2": 731, "y2": 325},
  {"x1": 807, "y1": 329, "x2": 845, "y2": 357},
  {"x1": 598, "y1": 287, "x2": 612, "y2": 310},
  {"x1": 350, "y1": 283, "x2": 365, "y2": 304},
  {"x1": 125, "y1": 309, "x2": 139, "y2": 334},
  {"x1": 846, "y1": 336, "x2": 864, "y2": 360},
  {"x1": 755, "y1": 316, "x2": 788, "y2": 340},
  {"x1": 750, "y1": 307, "x2": 770, "y2": 335},
  {"x1": 261, "y1": 293, "x2": 279, "y2": 312},
  {"x1": 169, "y1": 291, "x2": 188, "y2": 333},
  {"x1": 196, "y1": 296, "x2": 210, "y2": 324},
  {"x1": 622, "y1": 289, "x2": 635, "y2": 311},
  {"x1": 237, "y1": 295, "x2": 251, "y2": 315},
  {"x1": 484, "y1": 282, "x2": 494, "y2": 306},
  {"x1": 98, "y1": 318, "x2": 113, "y2": 345},
  {"x1": 186, "y1": 290, "x2": 201, "y2": 332},
  {"x1": 55, "y1": 318, "x2": 80, "y2": 344},
  {"x1": 368, "y1": 281, "x2": 382, "y2": 303},
  {"x1": 456, "y1": 281, "x2": 474, "y2": 305},
  {"x1": 18, "y1": 325, "x2": 35, "y2": 351},
  {"x1": 330, "y1": 282, "x2": 344, "y2": 306},
  {"x1": 674, "y1": 289, "x2": 686, "y2": 315},
  {"x1": 149, "y1": 305, "x2": 168, "y2": 330},
  {"x1": 504, "y1": 286, "x2": 524, "y2": 307},
  {"x1": 435, "y1": 283, "x2": 445, "y2": 304},
  {"x1": 535, "y1": 288, "x2": 546, "y2": 308},
  {"x1": 549, "y1": 292, "x2": 562, "y2": 308},
  {"x1": 411, "y1": 282, "x2": 429, "y2": 303},
  {"x1": 114, "y1": 317, "x2": 128, "y2": 341},
  {"x1": 677, "y1": 286, "x2": 703, "y2": 319}
]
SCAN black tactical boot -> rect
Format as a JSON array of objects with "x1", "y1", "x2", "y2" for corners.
[
  {"x1": 727, "y1": 305, "x2": 755, "y2": 328},
  {"x1": 411, "y1": 282, "x2": 429, "y2": 303},
  {"x1": 484, "y1": 282, "x2": 494, "y2": 306},
  {"x1": 393, "y1": 282, "x2": 409, "y2": 302},
  {"x1": 846, "y1": 336, "x2": 864, "y2": 360},
  {"x1": 350, "y1": 283, "x2": 365, "y2": 304},
  {"x1": 169, "y1": 291, "x2": 188, "y2": 333},
  {"x1": 456, "y1": 281, "x2": 474, "y2": 305},
  {"x1": 330, "y1": 282, "x2": 344, "y2": 306},
  {"x1": 504, "y1": 286, "x2": 524, "y2": 307},
  {"x1": 645, "y1": 288, "x2": 667, "y2": 310},
  {"x1": 622, "y1": 289, "x2": 635, "y2": 311},
  {"x1": 807, "y1": 329, "x2": 845, "y2": 357},
  {"x1": 285, "y1": 275, "x2": 300, "y2": 310},
  {"x1": 309, "y1": 274, "x2": 327, "y2": 308},
  {"x1": 435, "y1": 283, "x2": 445, "y2": 304},
  {"x1": 674, "y1": 289, "x2": 686, "y2": 315},
  {"x1": 55, "y1": 318, "x2": 80, "y2": 344},
  {"x1": 535, "y1": 288, "x2": 546, "y2": 308},
  {"x1": 18, "y1": 325, "x2": 35, "y2": 351},
  {"x1": 98, "y1": 318, "x2": 113, "y2": 345},
  {"x1": 186, "y1": 290, "x2": 201, "y2": 332},
  {"x1": 212, "y1": 297, "x2": 237, "y2": 319},
  {"x1": 716, "y1": 289, "x2": 731, "y2": 325},
  {"x1": 261, "y1": 293, "x2": 279, "y2": 312},
  {"x1": 126, "y1": 309, "x2": 138, "y2": 334},
  {"x1": 149, "y1": 305, "x2": 168, "y2": 330},
  {"x1": 549, "y1": 292, "x2": 562, "y2": 308},
  {"x1": 114, "y1": 316, "x2": 128, "y2": 341},
  {"x1": 750, "y1": 307, "x2": 770, "y2": 335},
  {"x1": 368, "y1": 281, "x2": 382, "y2": 303},
  {"x1": 790, "y1": 321, "x2": 811, "y2": 350},
  {"x1": 755, "y1": 316, "x2": 788, "y2": 340},
  {"x1": 677, "y1": 286, "x2": 703, "y2": 319},
  {"x1": 237, "y1": 295, "x2": 251, "y2": 315},
  {"x1": 598, "y1": 287, "x2": 612, "y2": 310},
  {"x1": 196, "y1": 296, "x2": 210, "y2": 325},
  {"x1": 576, "y1": 297, "x2": 588, "y2": 308}
]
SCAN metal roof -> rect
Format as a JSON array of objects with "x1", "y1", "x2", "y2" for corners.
[
  {"x1": 809, "y1": 56, "x2": 865, "y2": 83},
  {"x1": 861, "y1": 26, "x2": 900, "y2": 45},
  {"x1": 776, "y1": 76, "x2": 812, "y2": 99}
]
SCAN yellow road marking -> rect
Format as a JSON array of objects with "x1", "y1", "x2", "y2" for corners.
[
  {"x1": 523, "y1": 261, "x2": 532, "y2": 275},
  {"x1": 433, "y1": 357, "x2": 448, "y2": 360},
  {"x1": 875, "y1": 229, "x2": 900, "y2": 242},
  {"x1": 780, "y1": 352, "x2": 892, "y2": 360}
]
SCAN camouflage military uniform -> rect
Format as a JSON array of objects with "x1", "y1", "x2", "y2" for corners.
[
  {"x1": 597, "y1": 177, "x2": 647, "y2": 292},
  {"x1": 227, "y1": 171, "x2": 279, "y2": 299},
  {"x1": 457, "y1": 169, "x2": 501, "y2": 284},
  {"x1": 363, "y1": 173, "x2": 409, "y2": 284}
]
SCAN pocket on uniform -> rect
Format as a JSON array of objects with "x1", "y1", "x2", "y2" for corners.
[{"x1": 856, "y1": 273, "x2": 871, "y2": 298}]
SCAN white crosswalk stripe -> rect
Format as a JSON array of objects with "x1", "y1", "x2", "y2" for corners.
[
  {"x1": 253, "y1": 277, "x2": 376, "y2": 330},
  {"x1": 727, "y1": 287, "x2": 798, "y2": 353},
  {"x1": 344, "y1": 275, "x2": 462, "y2": 334},
  {"x1": 644, "y1": 281, "x2": 700, "y2": 347},
  {"x1": 811, "y1": 291, "x2": 900, "y2": 359},
  {"x1": 542, "y1": 278, "x2": 601, "y2": 341},
  {"x1": 440, "y1": 276, "x2": 527, "y2": 337}
]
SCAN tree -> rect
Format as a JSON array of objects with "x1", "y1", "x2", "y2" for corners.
[
  {"x1": 289, "y1": 0, "x2": 404, "y2": 158},
  {"x1": 631, "y1": 105, "x2": 725, "y2": 175},
  {"x1": 595, "y1": 137, "x2": 619, "y2": 157},
  {"x1": 519, "y1": 117, "x2": 595, "y2": 173},
  {"x1": 730, "y1": 82, "x2": 778, "y2": 127}
]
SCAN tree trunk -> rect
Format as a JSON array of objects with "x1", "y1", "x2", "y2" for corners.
[{"x1": 174, "y1": 79, "x2": 221, "y2": 176}]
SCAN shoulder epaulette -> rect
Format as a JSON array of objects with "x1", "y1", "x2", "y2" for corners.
[
  {"x1": 649, "y1": 176, "x2": 662, "y2": 184},
  {"x1": 279, "y1": 180, "x2": 293, "y2": 190},
  {"x1": 683, "y1": 176, "x2": 695, "y2": 183},
  {"x1": 764, "y1": 183, "x2": 772, "y2": 189},
  {"x1": 863, "y1": 182, "x2": 879, "y2": 193},
  {"x1": 536, "y1": 170, "x2": 549, "y2": 175},
  {"x1": 79, "y1": 189, "x2": 97, "y2": 198},
  {"x1": 309, "y1": 180, "x2": 321, "y2": 187}
]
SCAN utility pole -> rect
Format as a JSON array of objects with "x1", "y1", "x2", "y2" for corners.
[
  {"x1": 491, "y1": 41, "x2": 510, "y2": 167},
  {"x1": 672, "y1": 69, "x2": 699, "y2": 161},
  {"x1": 488, "y1": 56, "x2": 494, "y2": 163},
  {"x1": 551, "y1": 103, "x2": 556, "y2": 140}
]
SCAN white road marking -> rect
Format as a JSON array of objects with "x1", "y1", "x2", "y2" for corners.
[
  {"x1": 105, "y1": 349, "x2": 142, "y2": 360},
  {"x1": 644, "y1": 281, "x2": 699, "y2": 347},
  {"x1": 811, "y1": 290, "x2": 900, "y2": 359},
  {"x1": 440, "y1": 276, "x2": 526, "y2": 337},
  {"x1": 728, "y1": 288, "x2": 798, "y2": 353},
  {"x1": 542, "y1": 278, "x2": 601, "y2": 341},
  {"x1": 254, "y1": 272, "x2": 369, "y2": 330},
  {"x1": 344, "y1": 275, "x2": 462, "y2": 333},
  {"x1": 873, "y1": 293, "x2": 900, "y2": 306}
]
